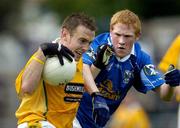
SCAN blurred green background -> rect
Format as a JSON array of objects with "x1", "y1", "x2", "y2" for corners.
[{"x1": 1, "y1": 0, "x2": 180, "y2": 32}]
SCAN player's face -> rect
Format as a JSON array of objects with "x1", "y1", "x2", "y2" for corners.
[
  {"x1": 110, "y1": 23, "x2": 139, "y2": 58},
  {"x1": 63, "y1": 25, "x2": 95, "y2": 61}
]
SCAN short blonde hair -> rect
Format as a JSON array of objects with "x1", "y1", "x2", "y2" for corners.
[{"x1": 110, "y1": 9, "x2": 141, "y2": 36}]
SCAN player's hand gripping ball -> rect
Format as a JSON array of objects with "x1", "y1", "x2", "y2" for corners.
[{"x1": 41, "y1": 42, "x2": 76, "y2": 86}]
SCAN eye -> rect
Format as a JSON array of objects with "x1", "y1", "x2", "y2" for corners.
[
  {"x1": 114, "y1": 33, "x2": 121, "y2": 37},
  {"x1": 79, "y1": 38, "x2": 89, "y2": 44},
  {"x1": 124, "y1": 35, "x2": 132, "y2": 38},
  {"x1": 80, "y1": 38, "x2": 87, "y2": 42}
]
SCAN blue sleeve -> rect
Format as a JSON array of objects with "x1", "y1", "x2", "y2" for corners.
[
  {"x1": 134, "y1": 48, "x2": 165, "y2": 93},
  {"x1": 82, "y1": 39, "x2": 100, "y2": 65},
  {"x1": 138, "y1": 64, "x2": 165, "y2": 93}
]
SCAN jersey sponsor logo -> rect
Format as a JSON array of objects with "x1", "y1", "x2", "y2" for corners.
[
  {"x1": 143, "y1": 64, "x2": 158, "y2": 76},
  {"x1": 98, "y1": 79, "x2": 121, "y2": 100},
  {"x1": 64, "y1": 97, "x2": 81, "y2": 102},
  {"x1": 64, "y1": 83, "x2": 84, "y2": 94}
]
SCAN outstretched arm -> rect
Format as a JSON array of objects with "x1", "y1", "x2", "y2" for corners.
[
  {"x1": 155, "y1": 67, "x2": 180, "y2": 101},
  {"x1": 83, "y1": 63, "x2": 100, "y2": 94},
  {"x1": 155, "y1": 84, "x2": 175, "y2": 101},
  {"x1": 83, "y1": 44, "x2": 113, "y2": 127}
]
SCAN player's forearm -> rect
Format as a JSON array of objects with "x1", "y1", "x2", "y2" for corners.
[
  {"x1": 21, "y1": 48, "x2": 46, "y2": 94},
  {"x1": 91, "y1": 64, "x2": 101, "y2": 79},
  {"x1": 83, "y1": 64, "x2": 99, "y2": 94},
  {"x1": 159, "y1": 83, "x2": 175, "y2": 101}
]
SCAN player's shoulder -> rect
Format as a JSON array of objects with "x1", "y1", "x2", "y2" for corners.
[
  {"x1": 95, "y1": 32, "x2": 109, "y2": 39},
  {"x1": 135, "y1": 42, "x2": 150, "y2": 58},
  {"x1": 94, "y1": 32, "x2": 110, "y2": 44},
  {"x1": 134, "y1": 42, "x2": 151, "y2": 65}
]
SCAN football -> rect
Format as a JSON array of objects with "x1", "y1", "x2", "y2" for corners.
[{"x1": 42, "y1": 56, "x2": 76, "y2": 86}]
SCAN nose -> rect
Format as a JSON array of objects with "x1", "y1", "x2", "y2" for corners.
[{"x1": 119, "y1": 36, "x2": 125, "y2": 45}]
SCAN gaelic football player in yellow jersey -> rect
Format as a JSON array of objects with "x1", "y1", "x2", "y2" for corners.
[
  {"x1": 158, "y1": 35, "x2": 180, "y2": 128},
  {"x1": 107, "y1": 90, "x2": 151, "y2": 128},
  {"x1": 15, "y1": 13, "x2": 96, "y2": 128}
]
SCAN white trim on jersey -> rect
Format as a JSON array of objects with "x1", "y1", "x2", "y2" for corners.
[
  {"x1": 73, "y1": 117, "x2": 82, "y2": 128},
  {"x1": 17, "y1": 121, "x2": 56, "y2": 128}
]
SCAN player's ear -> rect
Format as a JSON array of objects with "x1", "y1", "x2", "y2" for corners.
[
  {"x1": 60, "y1": 27, "x2": 71, "y2": 42},
  {"x1": 110, "y1": 25, "x2": 114, "y2": 32},
  {"x1": 135, "y1": 32, "x2": 141, "y2": 40}
]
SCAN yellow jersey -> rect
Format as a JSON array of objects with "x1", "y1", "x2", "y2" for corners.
[
  {"x1": 15, "y1": 53, "x2": 84, "y2": 128},
  {"x1": 158, "y1": 35, "x2": 180, "y2": 102},
  {"x1": 109, "y1": 103, "x2": 151, "y2": 128},
  {"x1": 158, "y1": 35, "x2": 180, "y2": 72}
]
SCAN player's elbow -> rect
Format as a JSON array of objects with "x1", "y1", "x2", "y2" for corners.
[{"x1": 21, "y1": 81, "x2": 35, "y2": 95}]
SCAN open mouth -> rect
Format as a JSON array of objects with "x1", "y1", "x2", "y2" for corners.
[{"x1": 118, "y1": 47, "x2": 125, "y2": 50}]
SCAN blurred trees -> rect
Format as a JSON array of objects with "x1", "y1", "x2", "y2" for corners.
[
  {"x1": 138, "y1": 0, "x2": 180, "y2": 18},
  {"x1": 42, "y1": 0, "x2": 143, "y2": 33},
  {"x1": 43, "y1": 0, "x2": 180, "y2": 19},
  {"x1": 41, "y1": 0, "x2": 180, "y2": 33},
  {"x1": 0, "y1": 0, "x2": 23, "y2": 31},
  {"x1": 42, "y1": 0, "x2": 142, "y2": 19},
  {"x1": 0, "y1": 0, "x2": 180, "y2": 32}
]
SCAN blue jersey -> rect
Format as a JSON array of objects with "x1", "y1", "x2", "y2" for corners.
[{"x1": 77, "y1": 32, "x2": 165, "y2": 128}]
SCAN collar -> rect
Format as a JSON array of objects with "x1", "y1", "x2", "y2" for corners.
[{"x1": 52, "y1": 37, "x2": 60, "y2": 43}]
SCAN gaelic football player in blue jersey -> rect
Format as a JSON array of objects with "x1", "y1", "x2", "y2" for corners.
[{"x1": 73, "y1": 9, "x2": 180, "y2": 128}]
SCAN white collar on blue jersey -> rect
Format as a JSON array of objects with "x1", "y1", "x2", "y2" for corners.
[{"x1": 116, "y1": 44, "x2": 135, "y2": 62}]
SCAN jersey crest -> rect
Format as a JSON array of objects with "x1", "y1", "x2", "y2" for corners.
[
  {"x1": 123, "y1": 70, "x2": 134, "y2": 84},
  {"x1": 143, "y1": 64, "x2": 157, "y2": 76}
]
